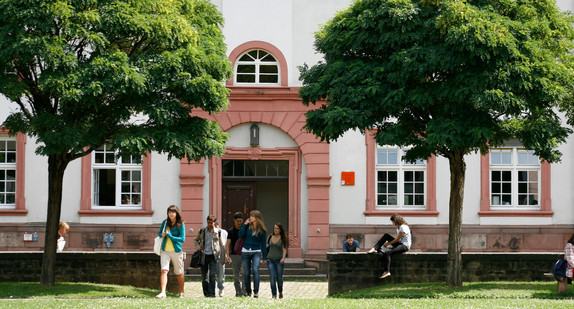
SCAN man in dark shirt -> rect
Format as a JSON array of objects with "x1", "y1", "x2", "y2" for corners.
[
  {"x1": 226, "y1": 212, "x2": 246, "y2": 297},
  {"x1": 343, "y1": 234, "x2": 360, "y2": 252}
]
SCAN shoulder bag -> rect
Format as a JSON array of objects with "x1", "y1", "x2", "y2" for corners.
[
  {"x1": 153, "y1": 223, "x2": 166, "y2": 256},
  {"x1": 190, "y1": 250, "x2": 205, "y2": 268},
  {"x1": 234, "y1": 235, "x2": 245, "y2": 255}
]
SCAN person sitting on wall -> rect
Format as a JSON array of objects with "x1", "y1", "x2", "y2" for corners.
[
  {"x1": 342, "y1": 234, "x2": 360, "y2": 252},
  {"x1": 57, "y1": 222, "x2": 69, "y2": 252},
  {"x1": 367, "y1": 214, "x2": 411, "y2": 279}
]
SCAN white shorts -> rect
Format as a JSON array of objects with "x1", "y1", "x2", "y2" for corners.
[{"x1": 160, "y1": 251, "x2": 185, "y2": 275}]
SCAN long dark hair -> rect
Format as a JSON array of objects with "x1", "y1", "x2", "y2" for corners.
[
  {"x1": 390, "y1": 214, "x2": 407, "y2": 226},
  {"x1": 166, "y1": 205, "x2": 184, "y2": 228},
  {"x1": 568, "y1": 233, "x2": 574, "y2": 245},
  {"x1": 273, "y1": 222, "x2": 288, "y2": 249}
]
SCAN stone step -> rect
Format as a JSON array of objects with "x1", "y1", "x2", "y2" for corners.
[
  {"x1": 185, "y1": 257, "x2": 326, "y2": 280},
  {"x1": 187, "y1": 267, "x2": 319, "y2": 276},
  {"x1": 185, "y1": 273, "x2": 327, "y2": 281}
]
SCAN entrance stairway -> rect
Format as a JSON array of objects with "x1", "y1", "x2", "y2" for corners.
[{"x1": 185, "y1": 258, "x2": 327, "y2": 280}]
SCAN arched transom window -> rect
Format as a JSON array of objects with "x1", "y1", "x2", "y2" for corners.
[{"x1": 235, "y1": 49, "x2": 280, "y2": 85}]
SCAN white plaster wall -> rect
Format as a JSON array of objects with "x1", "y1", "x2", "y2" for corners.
[
  {"x1": 556, "y1": 0, "x2": 574, "y2": 13},
  {"x1": 291, "y1": 0, "x2": 352, "y2": 86},
  {"x1": 552, "y1": 135, "x2": 574, "y2": 224},
  {"x1": 59, "y1": 158, "x2": 82, "y2": 223},
  {"x1": 329, "y1": 129, "x2": 367, "y2": 224},
  {"x1": 226, "y1": 123, "x2": 297, "y2": 148},
  {"x1": 460, "y1": 152, "x2": 482, "y2": 225},
  {"x1": 150, "y1": 154, "x2": 182, "y2": 223},
  {"x1": 0, "y1": 95, "x2": 17, "y2": 124},
  {"x1": 221, "y1": 0, "x2": 293, "y2": 83}
]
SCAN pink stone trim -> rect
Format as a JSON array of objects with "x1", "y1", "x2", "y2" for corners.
[
  {"x1": 79, "y1": 152, "x2": 153, "y2": 216},
  {"x1": 0, "y1": 130, "x2": 27, "y2": 215},
  {"x1": 479, "y1": 153, "x2": 553, "y2": 217},
  {"x1": 364, "y1": 132, "x2": 438, "y2": 217},
  {"x1": 208, "y1": 147, "x2": 302, "y2": 256},
  {"x1": 181, "y1": 87, "x2": 330, "y2": 257},
  {"x1": 227, "y1": 41, "x2": 288, "y2": 87}
]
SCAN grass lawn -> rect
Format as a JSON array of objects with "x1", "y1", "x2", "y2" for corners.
[{"x1": 0, "y1": 281, "x2": 573, "y2": 308}]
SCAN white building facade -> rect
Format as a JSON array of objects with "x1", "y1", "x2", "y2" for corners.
[{"x1": 1, "y1": 0, "x2": 574, "y2": 257}]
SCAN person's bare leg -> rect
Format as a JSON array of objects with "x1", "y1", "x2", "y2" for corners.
[
  {"x1": 156, "y1": 269, "x2": 168, "y2": 298},
  {"x1": 177, "y1": 273, "x2": 185, "y2": 294}
]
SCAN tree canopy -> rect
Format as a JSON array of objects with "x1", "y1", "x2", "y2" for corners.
[
  {"x1": 299, "y1": 0, "x2": 574, "y2": 286},
  {"x1": 0, "y1": 0, "x2": 232, "y2": 285},
  {"x1": 300, "y1": 0, "x2": 574, "y2": 162},
  {"x1": 1, "y1": 0, "x2": 231, "y2": 161}
]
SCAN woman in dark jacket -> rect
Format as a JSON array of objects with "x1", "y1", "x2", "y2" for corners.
[{"x1": 238, "y1": 210, "x2": 267, "y2": 297}]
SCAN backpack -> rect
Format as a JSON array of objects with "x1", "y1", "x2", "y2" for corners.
[{"x1": 553, "y1": 259, "x2": 568, "y2": 282}]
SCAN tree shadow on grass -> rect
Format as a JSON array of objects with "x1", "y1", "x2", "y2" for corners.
[
  {"x1": 333, "y1": 281, "x2": 574, "y2": 300},
  {"x1": 0, "y1": 282, "x2": 158, "y2": 299}
]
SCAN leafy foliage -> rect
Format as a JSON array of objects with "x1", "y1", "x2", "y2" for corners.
[
  {"x1": 0, "y1": 0, "x2": 232, "y2": 161},
  {"x1": 299, "y1": 0, "x2": 574, "y2": 163}
]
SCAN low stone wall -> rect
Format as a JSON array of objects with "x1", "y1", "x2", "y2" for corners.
[
  {"x1": 327, "y1": 252, "x2": 563, "y2": 295},
  {"x1": 0, "y1": 252, "x2": 180, "y2": 293}
]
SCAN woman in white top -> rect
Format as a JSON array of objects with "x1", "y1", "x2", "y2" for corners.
[{"x1": 368, "y1": 214, "x2": 411, "y2": 279}]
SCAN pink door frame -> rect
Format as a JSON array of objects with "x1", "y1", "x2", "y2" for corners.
[{"x1": 180, "y1": 86, "x2": 331, "y2": 258}]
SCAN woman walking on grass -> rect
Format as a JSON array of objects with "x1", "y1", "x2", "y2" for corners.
[
  {"x1": 156, "y1": 205, "x2": 186, "y2": 298},
  {"x1": 239, "y1": 210, "x2": 267, "y2": 298},
  {"x1": 267, "y1": 222, "x2": 288, "y2": 299}
]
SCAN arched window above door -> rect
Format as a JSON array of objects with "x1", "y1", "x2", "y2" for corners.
[
  {"x1": 228, "y1": 41, "x2": 288, "y2": 87},
  {"x1": 235, "y1": 49, "x2": 280, "y2": 85}
]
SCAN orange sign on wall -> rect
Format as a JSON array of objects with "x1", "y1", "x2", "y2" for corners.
[{"x1": 341, "y1": 171, "x2": 355, "y2": 186}]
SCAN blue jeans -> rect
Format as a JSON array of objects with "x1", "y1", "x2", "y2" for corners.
[
  {"x1": 216, "y1": 258, "x2": 225, "y2": 291},
  {"x1": 241, "y1": 251, "x2": 261, "y2": 295},
  {"x1": 267, "y1": 259, "x2": 284, "y2": 297}
]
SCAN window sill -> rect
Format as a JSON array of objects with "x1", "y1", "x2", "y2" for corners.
[
  {"x1": 478, "y1": 210, "x2": 553, "y2": 217},
  {"x1": 364, "y1": 210, "x2": 439, "y2": 217},
  {"x1": 78, "y1": 210, "x2": 154, "y2": 217},
  {"x1": 0, "y1": 209, "x2": 28, "y2": 216}
]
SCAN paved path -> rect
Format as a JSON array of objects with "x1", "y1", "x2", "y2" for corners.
[{"x1": 184, "y1": 281, "x2": 328, "y2": 299}]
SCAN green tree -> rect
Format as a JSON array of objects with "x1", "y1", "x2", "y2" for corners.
[
  {"x1": 299, "y1": 0, "x2": 574, "y2": 287},
  {"x1": 0, "y1": 0, "x2": 231, "y2": 286}
]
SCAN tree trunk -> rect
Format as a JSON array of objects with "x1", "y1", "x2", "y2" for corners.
[
  {"x1": 40, "y1": 154, "x2": 70, "y2": 286},
  {"x1": 446, "y1": 149, "x2": 466, "y2": 287}
]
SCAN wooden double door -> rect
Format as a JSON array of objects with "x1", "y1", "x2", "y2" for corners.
[{"x1": 221, "y1": 181, "x2": 256, "y2": 230}]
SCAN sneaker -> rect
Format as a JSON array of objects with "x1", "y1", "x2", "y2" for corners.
[
  {"x1": 367, "y1": 248, "x2": 377, "y2": 253},
  {"x1": 253, "y1": 292, "x2": 259, "y2": 298},
  {"x1": 218, "y1": 289, "x2": 224, "y2": 297},
  {"x1": 179, "y1": 293, "x2": 185, "y2": 298},
  {"x1": 279, "y1": 293, "x2": 283, "y2": 299},
  {"x1": 380, "y1": 272, "x2": 391, "y2": 279},
  {"x1": 155, "y1": 292, "x2": 166, "y2": 299}
]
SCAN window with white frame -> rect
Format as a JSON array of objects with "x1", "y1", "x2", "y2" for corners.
[
  {"x1": 490, "y1": 147, "x2": 540, "y2": 208},
  {"x1": 235, "y1": 49, "x2": 280, "y2": 85},
  {"x1": 376, "y1": 146, "x2": 426, "y2": 209},
  {"x1": 0, "y1": 138, "x2": 16, "y2": 208},
  {"x1": 92, "y1": 144, "x2": 142, "y2": 208}
]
